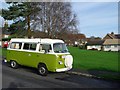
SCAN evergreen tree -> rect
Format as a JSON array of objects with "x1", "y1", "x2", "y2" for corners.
[{"x1": 2, "y1": 2, "x2": 41, "y2": 38}]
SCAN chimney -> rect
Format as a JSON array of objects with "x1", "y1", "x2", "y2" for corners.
[{"x1": 111, "y1": 32, "x2": 114, "y2": 35}]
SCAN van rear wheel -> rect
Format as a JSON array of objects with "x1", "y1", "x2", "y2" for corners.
[
  {"x1": 38, "y1": 64, "x2": 48, "y2": 76},
  {"x1": 10, "y1": 60, "x2": 19, "y2": 69}
]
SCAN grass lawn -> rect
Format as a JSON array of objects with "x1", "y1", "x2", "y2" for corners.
[
  {"x1": 0, "y1": 48, "x2": 7, "y2": 57},
  {"x1": 68, "y1": 46, "x2": 120, "y2": 80},
  {"x1": 68, "y1": 46, "x2": 119, "y2": 72}
]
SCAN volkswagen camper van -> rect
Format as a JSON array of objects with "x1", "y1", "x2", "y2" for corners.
[{"x1": 5, "y1": 38, "x2": 73, "y2": 76}]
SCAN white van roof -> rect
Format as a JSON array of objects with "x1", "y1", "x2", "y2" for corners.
[{"x1": 10, "y1": 38, "x2": 64, "y2": 44}]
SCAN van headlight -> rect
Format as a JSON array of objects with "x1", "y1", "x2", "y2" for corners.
[{"x1": 58, "y1": 61, "x2": 63, "y2": 65}]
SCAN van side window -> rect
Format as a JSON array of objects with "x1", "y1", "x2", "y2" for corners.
[
  {"x1": 39, "y1": 44, "x2": 52, "y2": 52},
  {"x1": 23, "y1": 43, "x2": 37, "y2": 51},
  {"x1": 23, "y1": 43, "x2": 29, "y2": 50},
  {"x1": 10, "y1": 42, "x2": 22, "y2": 49},
  {"x1": 30, "y1": 44, "x2": 36, "y2": 50},
  {"x1": 42, "y1": 44, "x2": 52, "y2": 50}
]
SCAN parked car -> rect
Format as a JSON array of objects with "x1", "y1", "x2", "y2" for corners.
[{"x1": 3, "y1": 41, "x2": 9, "y2": 48}]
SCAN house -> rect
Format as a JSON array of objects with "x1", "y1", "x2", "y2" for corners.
[
  {"x1": 86, "y1": 40, "x2": 104, "y2": 51},
  {"x1": 103, "y1": 32, "x2": 120, "y2": 51},
  {"x1": 1, "y1": 30, "x2": 11, "y2": 47},
  {"x1": 103, "y1": 39, "x2": 120, "y2": 51},
  {"x1": 103, "y1": 32, "x2": 120, "y2": 40},
  {"x1": 71, "y1": 33, "x2": 86, "y2": 46},
  {"x1": 86, "y1": 37, "x2": 102, "y2": 42},
  {"x1": 64, "y1": 33, "x2": 86, "y2": 46},
  {"x1": 2, "y1": 31, "x2": 11, "y2": 38}
]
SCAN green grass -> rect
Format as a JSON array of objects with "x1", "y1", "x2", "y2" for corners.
[
  {"x1": 0, "y1": 48, "x2": 1, "y2": 56},
  {"x1": 0, "y1": 48, "x2": 7, "y2": 57},
  {"x1": 68, "y1": 46, "x2": 120, "y2": 80},
  {"x1": 68, "y1": 46, "x2": 119, "y2": 72}
]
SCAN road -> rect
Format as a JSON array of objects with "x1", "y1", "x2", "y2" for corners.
[{"x1": 1, "y1": 57, "x2": 119, "y2": 88}]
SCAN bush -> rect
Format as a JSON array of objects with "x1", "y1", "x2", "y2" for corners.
[{"x1": 79, "y1": 45, "x2": 86, "y2": 49}]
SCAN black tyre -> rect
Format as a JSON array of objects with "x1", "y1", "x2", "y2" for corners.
[
  {"x1": 10, "y1": 60, "x2": 19, "y2": 69},
  {"x1": 38, "y1": 64, "x2": 48, "y2": 76}
]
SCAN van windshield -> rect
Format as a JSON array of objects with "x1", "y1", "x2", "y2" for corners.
[{"x1": 53, "y1": 43, "x2": 68, "y2": 53}]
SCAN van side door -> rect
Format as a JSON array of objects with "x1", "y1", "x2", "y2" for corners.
[{"x1": 21, "y1": 43, "x2": 37, "y2": 67}]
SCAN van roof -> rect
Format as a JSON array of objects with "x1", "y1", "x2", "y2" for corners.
[{"x1": 10, "y1": 38, "x2": 64, "y2": 44}]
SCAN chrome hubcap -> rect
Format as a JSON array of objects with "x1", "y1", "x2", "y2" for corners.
[
  {"x1": 11, "y1": 61, "x2": 16, "y2": 67},
  {"x1": 39, "y1": 67, "x2": 45, "y2": 74}
]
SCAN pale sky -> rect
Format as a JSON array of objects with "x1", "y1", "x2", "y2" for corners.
[{"x1": 71, "y1": 2, "x2": 118, "y2": 37}]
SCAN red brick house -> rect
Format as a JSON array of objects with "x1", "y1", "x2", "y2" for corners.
[{"x1": 64, "y1": 33, "x2": 86, "y2": 46}]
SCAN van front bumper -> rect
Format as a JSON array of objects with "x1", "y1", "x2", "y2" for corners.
[{"x1": 56, "y1": 66, "x2": 72, "y2": 72}]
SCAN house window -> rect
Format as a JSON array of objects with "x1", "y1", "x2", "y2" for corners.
[
  {"x1": 105, "y1": 45, "x2": 110, "y2": 48},
  {"x1": 114, "y1": 45, "x2": 117, "y2": 48},
  {"x1": 95, "y1": 45, "x2": 99, "y2": 48}
]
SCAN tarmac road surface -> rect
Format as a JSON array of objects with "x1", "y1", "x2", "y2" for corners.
[{"x1": 0, "y1": 58, "x2": 119, "y2": 88}]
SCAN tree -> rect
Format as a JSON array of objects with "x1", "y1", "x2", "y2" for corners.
[
  {"x1": 2, "y1": 20, "x2": 8, "y2": 34},
  {"x1": 2, "y1": 2, "x2": 78, "y2": 39},
  {"x1": 2, "y1": 2, "x2": 41, "y2": 38},
  {"x1": 30, "y1": 2, "x2": 78, "y2": 39}
]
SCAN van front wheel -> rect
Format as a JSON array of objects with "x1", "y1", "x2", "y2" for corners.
[
  {"x1": 38, "y1": 64, "x2": 48, "y2": 76},
  {"x1": 10, "y1": 60, "x2": 19, "y2": 69}
]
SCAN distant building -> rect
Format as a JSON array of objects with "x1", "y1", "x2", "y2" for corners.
[
  {"x1": 1, "y1": 30, "x2": 11, "y2": 48},
  {"x1": 65, "y1": 33, "x2": 86, "y2": 46},
  {"x1": 103, "y1": 32, "x2": 120, "y2": 40},
  {"x1": 103, "y1": 39, "x2": 120, "y2": 51},
  {"x1": 2, "y1": 29, "x2": 11, "y2": 39},
  {"x1": 103, "y1": 32, "x2": 120, "y2": 51},
  {"x1": 2, "y1": 34, "x2": 10, "y2": 38},
  {"x1": 86, "y1": 40, "x2": 104, "y2": 51}
]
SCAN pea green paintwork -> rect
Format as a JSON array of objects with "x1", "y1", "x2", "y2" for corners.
[{"x1": 6, "y1": 49, "x2": 70, "y2": 72}]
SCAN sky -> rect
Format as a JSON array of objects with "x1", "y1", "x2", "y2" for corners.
[
  {"x1": 71, "y1": 2, "x2": 118, "y2": 38},
  {"x1": 0, "y1": 0, "x2": 119, "y2": 38}
]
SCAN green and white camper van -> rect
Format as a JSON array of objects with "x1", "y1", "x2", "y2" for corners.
[{"x1": 5, "y1": 38, "x2": 73, "y2": 76}]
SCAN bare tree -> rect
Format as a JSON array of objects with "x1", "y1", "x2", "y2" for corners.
[
  {"x1": 2, "y1": 2, "x2": 78, "y2": 38},
  {"x1": 31, "y1": 2, "x2": 78, "y2": 39}
]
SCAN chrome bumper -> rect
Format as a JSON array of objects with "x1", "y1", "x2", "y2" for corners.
[{"x1": 56, "y1": 66, "x2": 72, "y2": 72}]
